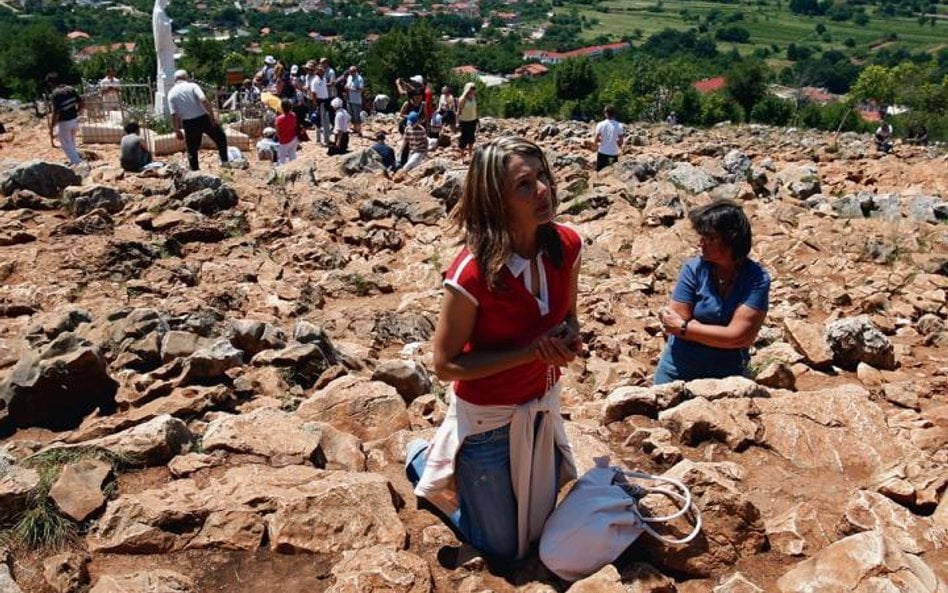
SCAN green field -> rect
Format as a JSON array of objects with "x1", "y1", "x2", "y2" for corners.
[{"x1": 567, "y1": 0, "x2": 946, "y2": 56}]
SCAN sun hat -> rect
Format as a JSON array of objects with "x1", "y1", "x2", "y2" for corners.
[
  {"x1": 406, "y1": 111, "x2": 419, "y2": 124},
  {"x1": 290, "y1": 64, "x2": 299, "y2": 75},
  {"x1": 331, "y1": 97, "x2": 343, "y2": 109},
  {"x1": 305, "y1": 59, "x2": 317, "y2": 69},
  {"x1": 264, "y1": 55, "x2": 276, "y2": 65},
  {"x1": 263, "y1": 127, "x2": 276, "y2": 138},
  {"x1": 410, "y1": 75, "x2": 424, "y2": 85}
]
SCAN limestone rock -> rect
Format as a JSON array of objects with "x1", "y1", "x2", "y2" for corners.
[
  {"x1": 637, "y1": 460, "x2": 766, "y2": 577},
  {"x1": 565, "y1": 565, "x2": 624, "y2": 593},
  {"x1": 764, "y1": 502, "x2": 833, "y2": 557},
  {"x1": 839, "y1": 490, "x2": 948, "y2": 555},
  {"x1": 159, "y1": 331, "x2": 201, "y2": 362},
  {"x1": 89, "y1": 570, "x2": 195, "y2": 593},
  {"x1": 325, "y1": 545, "x2": 432, "y2": 593},
  {"x1": 602, "y1": 382, "x2": 688, "y2": 422},
  {"x1": 615, "y1": 563, "x2": 677, "y2": 593},
  {"x1": 340, "y1": 148, "x2": 387, "y2": 176},
  {"x1": 757, "y1": 385, "x2": 909, "y2": 472},
  {"x1": 63, "y1": 185, "x2": 124, "y2": 215},
  {"x1": 658, "y1": 397, "x2": 761, "y2": 451},
  {"x1": 668, "y1": 162, "x2": 718, "y2": 194},
  {"x1": 0, "y1": 465, "x2": 40, "y2": 522},
  {"x1": 297, "y1": 376, "x2": 410, "y2": 441},
  {"x1": 202, "y1": 407, "x2": 364, "y2": 470},
  {"x1": 87, "y1": 414, "x2": 193, "y2": 466},
  {"x1": 0, "y1": 160, "x2": 81, "y2": 197},
  {"x1": 230, "y1": 319, "x2": 287, "y2": 355},
  {"x1": 0, "y1": 553, "x2": 23, "y2": 593},
  {"x1": 181, "y1": 185, "x2": 238, "y2": 215},
  {"x1": 251, "y1": 341, "x2": 336, "y2": 388},
  {"x1": 783, "y1": 319, "x2": 833, "y2": 368},
  {"x1": 713, "y1": 573, "x2": 763, "y2": 593},
  {"x1": 42, "y1": 552, "x2": 90, "y2": 593},
  {"x1": 825, "y1": 315, "x2": 896, "y2": 370},
  {"x1": 0, "y1": 332, "x2": 117, "y2": 431},
  {"x1": 89, "y1": 465, "x2": 403, "y2": 554},
  {"x1": 776, "y1": 531, "x2": 941, "y2": 593},
  {"x1": 754, "y1": 361, "x2": 796, "y2": 390},
  {"x1": 48, "y1": 458, "x2": 112, "y2": 521},
  {"x1": 776, "y1": 164, "x2": 820, "y2": 199},
  {"x1": 684, "y1": 377, "x2": 769, "y2": 401},
  {"x1": 371, "y1": 359, "x2": 432, "y2": 402}
]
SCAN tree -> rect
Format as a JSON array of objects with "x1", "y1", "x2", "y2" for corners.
[
  {"x1": 726, "y1": 59, "x2": 769, "y2": 122},
  {"x1": 0, "y1": 24, "x2": 77, "y2": 101},
  {"x1": 715, "y1": 26, "x2": 751, "y2": 43},
  {"x1": 554, "y1": 57, "x2": 597, "y2": 102},
  {"x1": 364, "y1": 22, "x2": 447, "y2": 98}
]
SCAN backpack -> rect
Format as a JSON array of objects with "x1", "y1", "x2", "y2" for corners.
[{"x1": 539, "y1": 464, "x2": 701, "y2": 582}]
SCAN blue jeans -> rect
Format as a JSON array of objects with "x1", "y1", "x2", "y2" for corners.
[{"x1": 408, "y1": 424, "x2": 518, "y2": 559}]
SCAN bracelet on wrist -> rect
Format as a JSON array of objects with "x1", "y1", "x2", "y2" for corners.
[{"x1": 681, "y1": 319, "x2": 690, "y2": 336}]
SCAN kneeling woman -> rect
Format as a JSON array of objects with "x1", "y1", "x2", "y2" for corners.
[
  {"x1": 655, "y1": 199, "x2": 771, "y2": 384},
  {"x1": 407, "y1": 136, "x2": 582, "y2": 561}
]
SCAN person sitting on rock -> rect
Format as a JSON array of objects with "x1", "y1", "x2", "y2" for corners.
[
  {"x1": 119, "y1": 121, "x2": 153, "y2": 173},
  {"x1": 406, "y1": 136, "x2": 582, "y2": 564},
  {"x1": 875, "y1": 121, "x2": 894, "y2": 154},
  {"x1": 400, "y1": 111, "x2": 429, "y2": 172},
  {"x1": 256, "y1": 127, "x2": 279, "y2": 162},
  {"x1": 370, "y1": 131, "x2": 397, "y2": 173},
  {"x1": 655, "y1": 199, "x2": 771, "y2": 384}
]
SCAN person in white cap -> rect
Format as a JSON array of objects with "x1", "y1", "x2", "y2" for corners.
[
  {"x1": 258, "y1": 55, "x2": 277, "y2": 88},
  {"x1": 167, "y1": 69, "x2": 229, "y2": 171},
  {"x1": 328, "y1": 97, "x2": 351, "y2": 155},
  {"x1": 396, "y1": 74, "x2": 425, "y2": 97},
  {"x1": 256, "y1": 127, "x2": 279, "y2": 162}
]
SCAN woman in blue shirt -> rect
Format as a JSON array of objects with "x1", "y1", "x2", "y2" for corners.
[{"x1": 655, "y1": 200, "x2": 770, "y2": 384}]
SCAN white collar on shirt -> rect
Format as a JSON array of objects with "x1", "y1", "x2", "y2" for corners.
[{"x1": 505, "y1": 252, "x2": 550, "y2": 315}]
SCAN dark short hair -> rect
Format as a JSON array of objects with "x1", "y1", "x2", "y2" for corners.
[
  {"x1": 280, "y1": 98, "x2": 293, "y2": 113},
  {"x1": 604, "y1": 104, "x2": 615, "y2": 117},
  {"x1": 124, "y1": 121, "x2": 140, "y2": 134},
  {"x1": 688, "y1": 199, "x2": 752, "y2": 261}
]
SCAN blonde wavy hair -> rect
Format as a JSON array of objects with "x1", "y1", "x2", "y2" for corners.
[{"x1": 449, "y1": 136, "x2": 563, "y2": 290}]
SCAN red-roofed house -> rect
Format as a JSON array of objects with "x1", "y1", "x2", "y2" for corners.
[
  {"x1": 510, "y1": 63, "x2": 549, "y2": 79},
  {"x1": 693, "y1": 76, "x2": 726, "y2": 94},
  {"x1": 452, "y1": 65, "x2": 481, "y2": 76},
  {"x1": 522, "y1": 42, "x2": 630, "y2": 65},
  {"x1": 76, "y1": 42, "x2": 136, "y2": 61}
]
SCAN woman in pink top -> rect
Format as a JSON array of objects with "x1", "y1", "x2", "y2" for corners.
[
  {"x1": 275, "y1": 98, "x2": 298, "y2": 164},
  {"x1": 407, "y1": 136, "x2": 582, "y2": 564}
]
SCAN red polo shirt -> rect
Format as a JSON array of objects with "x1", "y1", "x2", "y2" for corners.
[{"x1": 443, "y1": 224, "x2": 582, "y2": 406}]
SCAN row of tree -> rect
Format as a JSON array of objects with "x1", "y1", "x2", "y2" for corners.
[{"x1": 0, "y1": 21, "x2": 944, "y2": 141}]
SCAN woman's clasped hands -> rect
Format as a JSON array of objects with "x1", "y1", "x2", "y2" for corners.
[{"x1": 532, "y1": 318, "x2": 582, "y2": 366}]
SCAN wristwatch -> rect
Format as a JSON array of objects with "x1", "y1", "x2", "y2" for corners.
[{"x1": 681, "y1": 319, "x2": 690, "y2": 336}]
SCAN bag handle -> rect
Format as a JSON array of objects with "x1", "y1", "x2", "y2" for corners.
[{"x1": 618, "y1": 469, "x2": 703, "y2": 546}]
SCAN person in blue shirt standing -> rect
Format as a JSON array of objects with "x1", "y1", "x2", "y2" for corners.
[{"x1": 655, "y1": 200, "x2": 770, "y2": 384}]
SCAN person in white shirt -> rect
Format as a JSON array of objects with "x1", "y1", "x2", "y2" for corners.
[
  {"x1": 328, "y1": 97, "x2": 351, "y2": 155},
  {"x1": 345, "y1": 65, "x2": 365, "y2": 136},
  {"x1": 167, "y1": 69, "x2": 229, "y2": 171},
  {"x1": 307, "y1": 61, "x2": 331, "y2": 145},
  {"x1": 256, "y1": 127, "x2": 279, "y2": 162},
  {"x1": 99, "y1": 68, "x2": 121, "y2": 111},
  {"x1": 593, "y1": 104, "x2": 625, "y2": 171}
]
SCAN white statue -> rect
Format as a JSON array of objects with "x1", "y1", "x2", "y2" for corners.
[{"x1": 153, "y1": 0, "x2": 177, "y2": 118}]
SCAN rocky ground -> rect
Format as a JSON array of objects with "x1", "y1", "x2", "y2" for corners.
[{"x1": 0, "y1": 107, "x2": 946, "y2": 593}]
